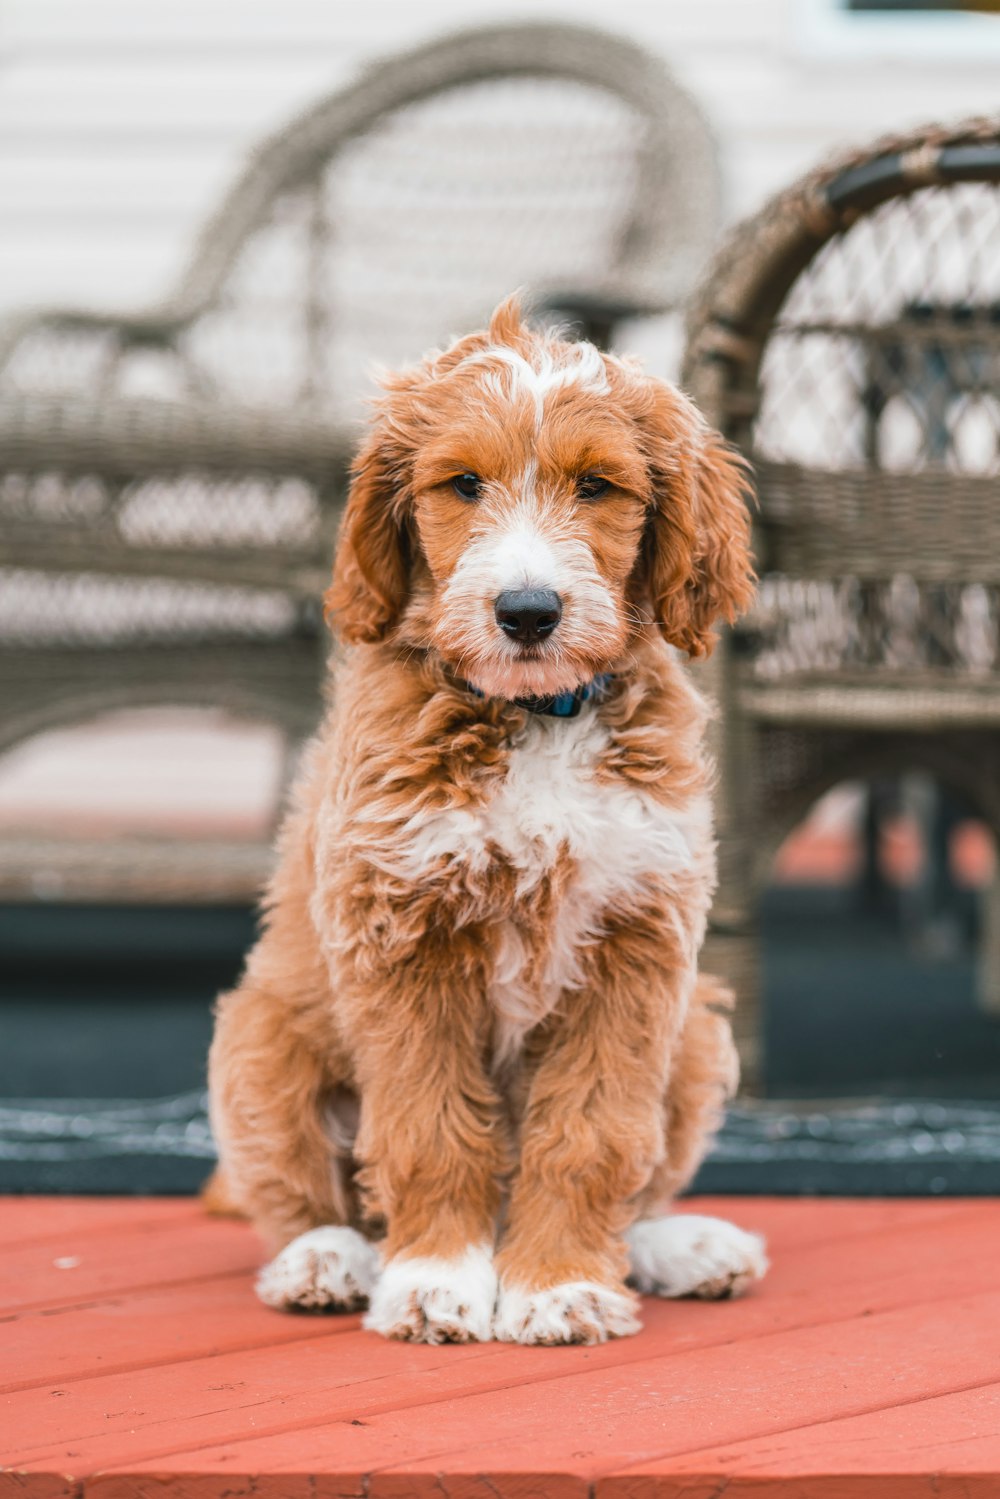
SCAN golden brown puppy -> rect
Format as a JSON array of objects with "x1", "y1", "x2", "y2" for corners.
[{"x1": 209, "y1": 296, "x2": 767, "y2": 1345}]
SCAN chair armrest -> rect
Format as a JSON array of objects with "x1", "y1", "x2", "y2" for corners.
[
  {"x1": 0, "y1": 303, "x2": 187, "y2": 379},
  {"x1": 0, "y1": 392, "x2": 353, "y2": 478}
]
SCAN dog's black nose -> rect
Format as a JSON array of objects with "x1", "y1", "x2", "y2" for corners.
[{"x1": 494, "y1": 589, "x2": 562, "y2": 643}]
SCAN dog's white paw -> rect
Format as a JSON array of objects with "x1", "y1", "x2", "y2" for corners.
[
  {"x1": 494, "y1": 1279, "x2": 641, "y2": 1345},
  {"x1": 363, "y1": 1244, "x2": 496, "y2": 1343},
  {"x1": 627, "y1": 1214, "x2": 768, "y2": 1300},
  {"x1": 256, "y1": 1225, "x2": 380, "y2": 1312}
]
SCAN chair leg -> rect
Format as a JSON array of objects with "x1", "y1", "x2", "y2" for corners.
[{"x1": 975, "y1": 871, "x2": 1000, "y2": 1018}]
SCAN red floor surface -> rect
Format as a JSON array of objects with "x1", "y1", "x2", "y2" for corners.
[{"x1": 2, "y1": 1196, "x2": 999, "y2": 1498}]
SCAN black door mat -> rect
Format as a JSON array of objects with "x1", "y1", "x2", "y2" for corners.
[
  {"x1": 2, "y1": 894, "x2": 999, "y2": 1194},
  {"x1": 2, "y1": 1089, "x2": 999, "y2": 1196}
]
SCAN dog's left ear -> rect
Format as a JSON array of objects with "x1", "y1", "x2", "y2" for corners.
[
  {"x1": 324, "y1": 424, "x2": 410, "y2": 645},
  {"x1": 637, "y1": 380, "x2": 755, "y2": 658}
]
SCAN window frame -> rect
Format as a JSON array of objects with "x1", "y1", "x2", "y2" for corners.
[{"x1": 799, "y1": 0, "x2": 1000, "y2": 58}]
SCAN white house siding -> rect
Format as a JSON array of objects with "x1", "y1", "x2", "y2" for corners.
[{"x1": 1, "y1": 0, "x2": 998, "y2": 318}]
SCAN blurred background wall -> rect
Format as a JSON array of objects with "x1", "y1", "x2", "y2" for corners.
[{"x1": 4, "y1": 0, "x2": 1000, "y2": 320}]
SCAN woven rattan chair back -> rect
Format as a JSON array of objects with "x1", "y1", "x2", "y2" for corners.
[
  {"x1": 684, "y1": 117, "x2": 1000, "y2": 1086},
  {"x1": 4, "y1": 22, "x2": 719, "y2": 418},
  {"x1": 0, "y1": 22, "x2": 718, "y2": 901}
]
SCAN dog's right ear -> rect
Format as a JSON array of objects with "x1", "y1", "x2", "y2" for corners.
[{"x1": 324, "y1": 425, "x2": 410, "y2": 645}]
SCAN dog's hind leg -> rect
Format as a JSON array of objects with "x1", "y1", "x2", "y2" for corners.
[
  {"x1": 209, "y1": 983, "x2": 378, "y2": 1312},
  {"x1": 200, "y1": 1165, "x2": 245, "y2": 1218},
  {"x1": 627, "y1": 975, "x2": 768, "y2": 1300},
  {"x1": 642, "y1": 973, "x2": 739, "y2": 1204}
]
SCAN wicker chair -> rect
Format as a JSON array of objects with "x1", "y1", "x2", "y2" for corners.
[
  {"x1": 684, "y1": 116, "x2": 1000, "y2": 1088},
  {"x1": 0, "y1": 21, "x2": 719, "y2": 903}
]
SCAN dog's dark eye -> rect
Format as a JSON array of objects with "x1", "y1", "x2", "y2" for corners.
[
  {"x1": 451, "y1": 472, "x2": 482, "y2": 502},
  {"x1": 576, "y1": 473, "x2": 609, "y2": 501}
]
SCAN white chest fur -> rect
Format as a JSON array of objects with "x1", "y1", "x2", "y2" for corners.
[{"x1": 384, "y1": 710, "x2": 711, "y2": 1059}]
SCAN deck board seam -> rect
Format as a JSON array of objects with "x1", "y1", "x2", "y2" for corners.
[
  {"x1": 6, "y1": 1249, "x2": 996, "y2": 1411},
  {"x1": 0, "y1": 1264, "x2": 258, "y2": 1323},
  {"x1": 0, "y1": 1316, "x2": 364, "y2": 1396},
  {"x1": 595, "y1": 1371, "x2": 1000, "y2": 1482},
  {"x1": 0, "y1": 1197, "x2": 988, "y2": 1316},
  {"x1": 28, "y1": 1287, "x2": 1000, "y2": 1479},
  {"x1": 255, "y1": 1371, "x2": 1000, "y2": 1491},
  {"x1": 1, "y1": 1471, "x2": 83, "y2": 1499},
  {"x1": 0, "y1": 1205, "x2": 202, "y2": 1252},
  {"x1": 722, "y1": 1198, "x2": 991, "y2": 1254},
  {"x1": 0, "y1": 1194, "x2": 982, "y2": 1261}
]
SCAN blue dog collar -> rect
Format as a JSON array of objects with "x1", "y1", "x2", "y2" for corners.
[{"x1": 464, "y1": 674, "x2": 612, "y2": 719}]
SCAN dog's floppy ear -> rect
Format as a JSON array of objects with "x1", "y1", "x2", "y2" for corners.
[
  {"x1": 638, "y1": 380, "x2": 755, "y2": 659},
  {"x1": 324, "y1": 424, "x2": 410, "y2": 645}
]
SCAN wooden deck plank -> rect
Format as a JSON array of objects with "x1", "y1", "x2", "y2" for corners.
[
  {"x1": 0, "y1": 1214, "x2": 257, "y2": 1317},
  {"x1": 0, "y1": 1192, "x2": 969, "y2": 1256},
  {"x1": 0, "y1": 1198, "x2": 196, "y2": 1251},
  {"x1": 598, "y1": 1383, "x2": 1000, "y2": 1497},
  {"x1": 91, "y1": 1283, "x2": 995, "y2": 1493},
  {"x1": 7, "y1": 1196, "x2": 970, "y2": 1390},
  {"x1": 0, "y1": 1477, "x2": 79, "y2": 1499},
  {"x1": 25, "y1": 1284, "x2": 1000, "y2": 1491},
  {"x1": 6, "y1": 1202, "x2": 999, "y2": 1470},
  {"x1": 679, "y1": 1195, "x2": 983, "y2": 1250},
  {"x1": 2, "y1": 1198, "x2": 999, "y2": 1499},
  {"x1": 4, "y1": 1198, "x2": 996, "y2": 1426},
  {"x1": 78, "y1": 1275, "x2": 1000, "y2": 1485},
  {"x1": 1, "y1": 1276, "x2": 362, "y2": 1394},
  {"x1": 1, "y1": 1196, "x2": 977, "y2": 1320}
]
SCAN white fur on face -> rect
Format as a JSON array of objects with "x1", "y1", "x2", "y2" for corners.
[
  {"x1": 494, "y1": 1278, "x2": 640, "y2": 1345},
  {"x1": 256, "y1": 1225, "x2": 380, "y2": 1311},
  {"x1": 428, "y1": 338, "x2": 630, "y2": 698},
  {"x1": 364, "y1": 1243, "x2": 497, "y2": 1343},
  {"x1": 459, "y1": 340, "x2": 610, "y2": 433},
  {"x1": 627, "y1": 1214, "x2": 768, "y2": 1299},
  {"x1": 435, "y1": 486, "x2": 624, "y2": 700}
]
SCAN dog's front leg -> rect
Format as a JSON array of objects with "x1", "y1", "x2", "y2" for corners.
[
  {"x1": 494, "y1": 906, "x2": 690, "y2": 1345},
  {"x1": 348, "y1": 935, "x2": 509, "y2": 1344}
]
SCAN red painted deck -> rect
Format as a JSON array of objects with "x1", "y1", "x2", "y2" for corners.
[{"x1": 2, "y1": 1196, "x2": 999, "y2": 1498}]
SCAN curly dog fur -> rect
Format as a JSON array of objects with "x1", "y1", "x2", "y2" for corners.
[{"x1": 208, "y1": 296, "x2": 767, "y2": 1344}]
